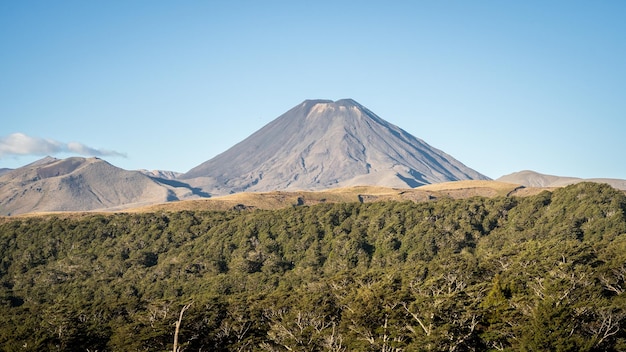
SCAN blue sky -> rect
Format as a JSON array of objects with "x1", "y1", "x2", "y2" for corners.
[{"x1": 1, "y1": 1, "x2": 625, "y2": 179}]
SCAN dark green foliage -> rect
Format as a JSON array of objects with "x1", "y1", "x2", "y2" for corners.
[{"x1": 0, "y1": 182, "x2": 625, "y2": 351}]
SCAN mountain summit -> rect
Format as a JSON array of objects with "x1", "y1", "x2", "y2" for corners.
[
  {"x1": 0, "y1": 157, "x2": 188, "y2": 215},
  {"x1": 0, "y1": 157, "x2": 210, "y2": 216},
  {"x1": 181, "y1": 99, "x2": 489, "y2": 194}
]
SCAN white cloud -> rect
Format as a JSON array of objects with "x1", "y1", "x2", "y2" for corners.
[
  {"x1": 0, "y1": 133, "x2": 126, "y2": 158},
  {"x1": 66, "y1": 142, "x2": 126, "y2": 158}
]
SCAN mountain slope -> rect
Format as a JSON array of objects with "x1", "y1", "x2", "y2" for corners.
[
  {"x1": 128, "y1": 180, "x2": 535, "y2": 213},
  {"x1": 0, "y1": 157, "x2": 184, "y2": 215},
  {"x1": 180, "y1": 99, "x2": 488, "y2": 194},
  {"x1": 498, "y1": 170, "x2": 626, "y2": 190},
  {"x1": 138, "y1": 169, "x2": 182, "y2": 180}
]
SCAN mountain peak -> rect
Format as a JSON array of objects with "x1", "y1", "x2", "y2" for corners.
[
  {"x1": 25, "y1": 156, "x2": 59, "y2": 167},
  {"x1": 497, "y1": 170, "x2": 626, "y2": 190},
  {"x1": 303, "y1": 98, "x2": 361, "y2": 108},
  {"x1": 334, "y1": 98, "x2": 361, "y2": 106},
  {"x1": 181, "y1": 99, "x2": 488, "y2": 194},
  {"x1": 0, "y1": 156, "x2": 182, "y2": 215}
]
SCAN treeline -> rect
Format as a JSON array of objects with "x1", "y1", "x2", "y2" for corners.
[{"x1": 1, "y1": 182, "x2": 625, "y2": 351}]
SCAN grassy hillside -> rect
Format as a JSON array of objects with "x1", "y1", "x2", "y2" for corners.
[
  {"x1": 1, "y1": 182, "x2": 625, "y2": 351},
  {"x1": 128, "y1": 181, "x2": 532, "y2": 213}
]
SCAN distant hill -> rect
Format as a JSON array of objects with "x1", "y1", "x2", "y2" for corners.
[
  {"x1": 497, "y1": 170, "x2": 626, "y2": 190},
  {"x1": 138, "y1": 169, "x2": 182, "y2": 180},
  {"x1": 0, "y1": 157, "x2": 195, "y2": 215},
  {"x1": 179, "y1": 99, "x2": 489, "y2": 195},
  {"x1": 6, "y1": 98, "x2": 625, "y2": 215}
]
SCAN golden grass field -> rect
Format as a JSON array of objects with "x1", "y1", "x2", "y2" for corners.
[
  {"x1": 2, "y1": 180, "x2": 559, "y2": 219},
  {"x1": 127, "y1": 180, "x2": 550, "y2": 213}
]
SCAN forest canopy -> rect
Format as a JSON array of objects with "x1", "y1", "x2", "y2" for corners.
[{"x1": 1, "y1": 182, "x2": 625, "y2": 351}]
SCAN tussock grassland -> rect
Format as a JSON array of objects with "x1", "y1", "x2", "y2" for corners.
[
  {"x1": 129, "y1": 181, "x2": 540, "y2": 213},
  {"x1": 1, "y1": 180, "x2": 554, "y2": 217}
]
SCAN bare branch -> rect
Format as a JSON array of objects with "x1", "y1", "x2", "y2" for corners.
[
  {"x1": 173, "y1": 302, "x2": 193, "y2": 352},
  {"x1": 590, "y1": 309, "x2": 622, "y2": 347},
  {"x1": 401, "y1": 302, "x2": 431, "y2": 336},
  {"x1": 600, "y1": 274, "x2": 624, "y2": 295}
]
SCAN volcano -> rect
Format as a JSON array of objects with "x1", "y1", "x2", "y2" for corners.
[{"x1": 180, "y1": 99, "x2": 489, "y2": 195}]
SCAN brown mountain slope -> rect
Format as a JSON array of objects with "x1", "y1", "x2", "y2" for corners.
[
  {"x1": 0, "y1": 157, "x2": 183, "y2": 215},
  {"x1": 498, "y1": 170, "x2": 626, "y2": 190},
  {"x1": 416, "y1": 180, "x2": 527, "y2": 198},
  {"x1": 128, "y1": 181, "x2": 536, "y2": 213},
  {"x1": 180, "y1": 99, "x2": 489, "y2": 195}
]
